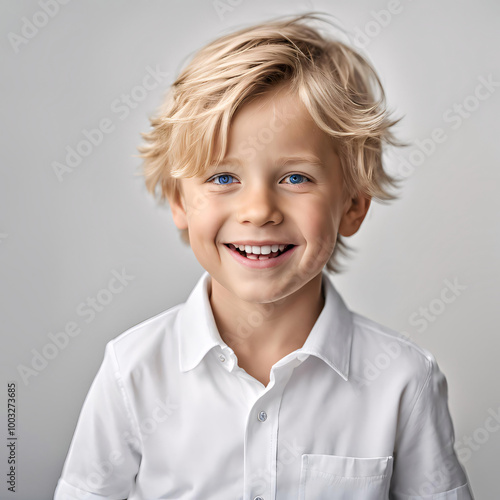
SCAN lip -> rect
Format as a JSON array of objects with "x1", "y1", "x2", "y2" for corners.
[
  {"x1": 224, "y1": 243, "x2": 297, "y2": 269},
  {"x1": 226, "y1": 241, "x2": 294, "y2": 246}
]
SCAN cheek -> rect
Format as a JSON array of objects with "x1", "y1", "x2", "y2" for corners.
[
  {"x1": 186, "y1": 198, "x2": 226, "y2": 248},
  {"x1": 297, "y1": 199, "x2": 338, "y2": 242}
]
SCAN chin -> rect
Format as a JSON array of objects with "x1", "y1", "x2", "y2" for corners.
[
  {"x1": 247, "y1": 277, "x2": 305, "y2": 303},
  {"x1": 221, "y1": 279, "x2": 284, "y2": 304}
]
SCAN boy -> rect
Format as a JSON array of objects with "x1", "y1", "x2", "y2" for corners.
[{"x1": 54, "y1": 12, "x2": 474, "y2": 499}]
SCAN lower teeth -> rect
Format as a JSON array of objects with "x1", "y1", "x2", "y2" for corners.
[
  {"x1": 241, "y1": 250, "x2": 283, "y2": 259},
  {"x1": 247, "y1": 254, "x2": 275, "y2": 260}
]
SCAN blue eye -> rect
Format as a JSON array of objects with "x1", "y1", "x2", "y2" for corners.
[
  {"x1": 210, "y1": 174, "x2": 237, "y2": 185},
  {"x1": 284, "y1": 174, "x2": 309, "y2": 184}
]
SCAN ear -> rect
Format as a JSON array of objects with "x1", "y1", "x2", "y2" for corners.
[
  {"x1": 338, "y1": 193, "x2": 371, "y2": 237},
  {"x1": 168, "y1": 188, "x2": 188, "y2": 230}
]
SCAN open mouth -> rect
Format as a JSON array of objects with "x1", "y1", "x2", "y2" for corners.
[{"x1": 225, "y1": 243, "x2": 295, "y2": 261}]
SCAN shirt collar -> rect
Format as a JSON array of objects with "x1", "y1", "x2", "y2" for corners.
[{"x1": 177, "y1": 271, "x2": 354, "y2": 381}]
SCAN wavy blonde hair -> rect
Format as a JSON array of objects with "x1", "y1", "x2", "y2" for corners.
[{"x1": 137, "y1": 11, "x2": 403, "y2": 272}]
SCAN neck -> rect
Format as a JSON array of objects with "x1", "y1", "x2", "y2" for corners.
[{"x1": 208, "y1": 273, "x2": 325, "y2": 358}]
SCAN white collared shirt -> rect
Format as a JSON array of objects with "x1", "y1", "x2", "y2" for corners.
[{"x1": 54, "y1": 271, "x2": 473, "y2": 500}]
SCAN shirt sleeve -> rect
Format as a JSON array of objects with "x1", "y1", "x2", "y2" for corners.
[
  {"x1": 54, "y1": 342, "x2": 142, "y2": 500},
  {"x1": 389, "y1": 352, "x2": 474, "y2": 500}
]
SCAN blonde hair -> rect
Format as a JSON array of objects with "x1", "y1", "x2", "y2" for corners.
[{"x1": 137, "y1": 11, "x2": 403, "y2": 272}]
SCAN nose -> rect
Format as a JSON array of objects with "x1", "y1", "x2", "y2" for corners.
[{"x1": 236, "y1": 182, "x2": 283, "y2": 226}]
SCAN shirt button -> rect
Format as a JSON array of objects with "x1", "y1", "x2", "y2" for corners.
[
  {"x1": 258, "y1": 411, "x2": 267, "y2": 422},
  {"x1": 218, "y1": 354, "x2": 226, "y2": 362}
]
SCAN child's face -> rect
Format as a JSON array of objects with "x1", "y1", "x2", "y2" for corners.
[{"x1": 169, "y1": 88, "x2": 370, "y2": 304}]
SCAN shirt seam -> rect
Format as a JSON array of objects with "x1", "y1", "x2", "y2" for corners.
[
  {"x1": 396, "y1": 353, "x2": 433, "y2": 441},
  {"x1": 112, "y1": 304, "x2": 183, "y2": 347},
  {"x1": 306, "y1": 469, "x2": 390, "y2": 479},
  {"x1": 58, "y1": 477, "x2": 131, "y2": 498},
  {"x1": 391, "y1": 481, "x2": 469, "y2": 498},
  {"x1": 351, "y1": 313, "x2": 433, "y2": 360},
  {"x1": 351, "y1": 313, "x2": 436, "y2": 431},
  {"x1": 106, "y1": 341, "x2": 144, "y2": 454}
]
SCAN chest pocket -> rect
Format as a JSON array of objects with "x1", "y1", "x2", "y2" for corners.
[{"x1": 298, "y1": 454, "x2": 393, "y2": 500}]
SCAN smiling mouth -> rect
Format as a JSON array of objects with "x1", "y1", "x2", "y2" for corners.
[{"x1": 225, "y1": 243, "x2": 295, "y2": 260}]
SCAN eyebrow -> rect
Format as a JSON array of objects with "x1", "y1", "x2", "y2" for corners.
[
  {"x1": 277, "y1": 155, "x2": 324, "y2": 167},
  {"x1": 214, "y1": 155, "x2": 324, "y2": 168}
]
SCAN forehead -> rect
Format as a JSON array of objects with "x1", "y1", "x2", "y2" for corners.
[
  {"x1": 233, "y1": 87, "x2": 310, "y2": 131},
  {"x1": 222, "y1": 88, "x2": 335, "y2": 164}
]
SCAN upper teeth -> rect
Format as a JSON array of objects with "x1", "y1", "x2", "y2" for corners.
[{"x1": 237, "y1": 244, "x2": 286, "y2": 254}]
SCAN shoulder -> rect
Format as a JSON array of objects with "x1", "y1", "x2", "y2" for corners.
[
  {"x1": 347, "y1": 312, "x2": 451, "y2": 430},
  {"x1": 103, "y1": 303, "x2": 183, "y2": 375},
  {"x1": 348, "y1": 311, "x2": 438, "y2": 393},
  {"x1": 351, "y1": 311, "x2": 436, "y2": 364}
]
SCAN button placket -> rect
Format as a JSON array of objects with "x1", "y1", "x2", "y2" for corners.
[
  {"x1": 244, "y1": 390, "x2": 282, "y2": 499},
  {"x1": 244, "y1": 360, "x2": 301, "y2": 500},
  {"x1": 216, "y1": 348, "x2": 236, "y2": 370}
]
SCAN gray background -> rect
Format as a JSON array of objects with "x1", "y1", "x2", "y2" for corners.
[{"x1": 1, "y1": 0, "x2": 499, "y2": 498}]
